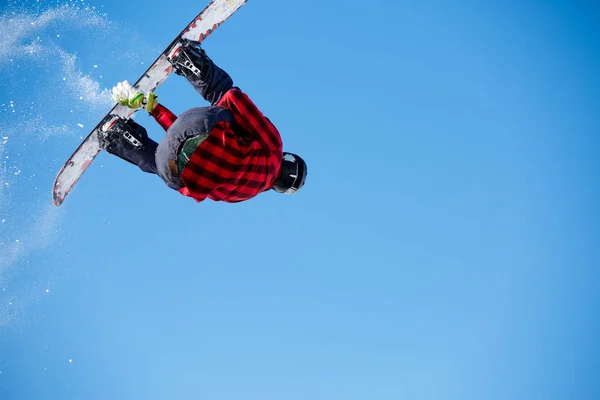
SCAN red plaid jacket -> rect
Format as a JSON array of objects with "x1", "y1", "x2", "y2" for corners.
[{"x1": 151, "y1": 88, "x2": 283, "y2": 203}]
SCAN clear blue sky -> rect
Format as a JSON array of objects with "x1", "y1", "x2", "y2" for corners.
[{"x1": 0, "y1": 0, "x2": 599, "y2": 399}]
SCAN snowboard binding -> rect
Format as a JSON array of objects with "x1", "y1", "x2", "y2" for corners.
[
  {"x1": 98, "y1": 115, "x2": 146, "y2": 153},
  {"x1": 166, "y1": 39, "x2": 209, "y2": 79}
]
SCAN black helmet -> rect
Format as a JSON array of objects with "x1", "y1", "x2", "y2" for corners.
[{"x1": 272, "y1": 152, "x2": 307, "y2": 194}]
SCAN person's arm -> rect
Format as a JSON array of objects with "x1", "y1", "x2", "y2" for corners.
[
  {"x1": 111, "y1": 80, "x2": 177, "y2": 131},
  {"x1": 216, "y1": 88, "x2": 282, "y2": 152},
  {"x1": 150, "y1": 103, "x2": 177, "y2": 131}
]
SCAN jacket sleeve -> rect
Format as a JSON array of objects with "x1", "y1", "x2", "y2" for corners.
[
  {"x1": 150, "y1": 103, "x2": 178, "y2": 131},
  {"x1": 216, "y1": 88, "x2": 283, "y2": 152}
]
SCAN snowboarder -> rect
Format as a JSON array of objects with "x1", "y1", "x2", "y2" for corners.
[{"x1": 99, "y1": 39, "x2": 307, "y2": 203}]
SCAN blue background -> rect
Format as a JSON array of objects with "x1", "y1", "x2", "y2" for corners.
[{"x1": 0, "y1": 0, "x2": 598, "y2": 399}]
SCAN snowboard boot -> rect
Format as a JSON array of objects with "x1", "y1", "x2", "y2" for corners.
[
  {"x1": 98, "y1": 115, "x2": 146, "y2": 153},
  {"x1": 166, "y1": 39, "x2": 209, "y2": 79},
  {"x1": 98, "y1": 116, "x2": 159, "y2": 175}
]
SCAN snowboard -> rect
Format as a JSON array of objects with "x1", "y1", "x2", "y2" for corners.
[{"x1": 52, "y1": 0, "x2": 247, "y2": 206}]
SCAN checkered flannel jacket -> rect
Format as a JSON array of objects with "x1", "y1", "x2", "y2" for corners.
[{"x1": 151, "y1": 88, "x2": 283, "y2": 203}]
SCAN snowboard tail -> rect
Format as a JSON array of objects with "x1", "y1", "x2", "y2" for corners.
[{"x1": 52, "y1": 0, "x2": 247, "y2": 206}]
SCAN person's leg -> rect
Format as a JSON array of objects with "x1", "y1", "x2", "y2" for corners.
[
  {"x1": 99, "y1": 117, "x2": 159, "y2": 175},
  {"x1": 167, "y1": 39, "x2": 233, "y2": 105}
]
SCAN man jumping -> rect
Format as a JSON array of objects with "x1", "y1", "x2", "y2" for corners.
[{"x1": 99, "y1": 39, "x2": 307, "y2": 203}]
